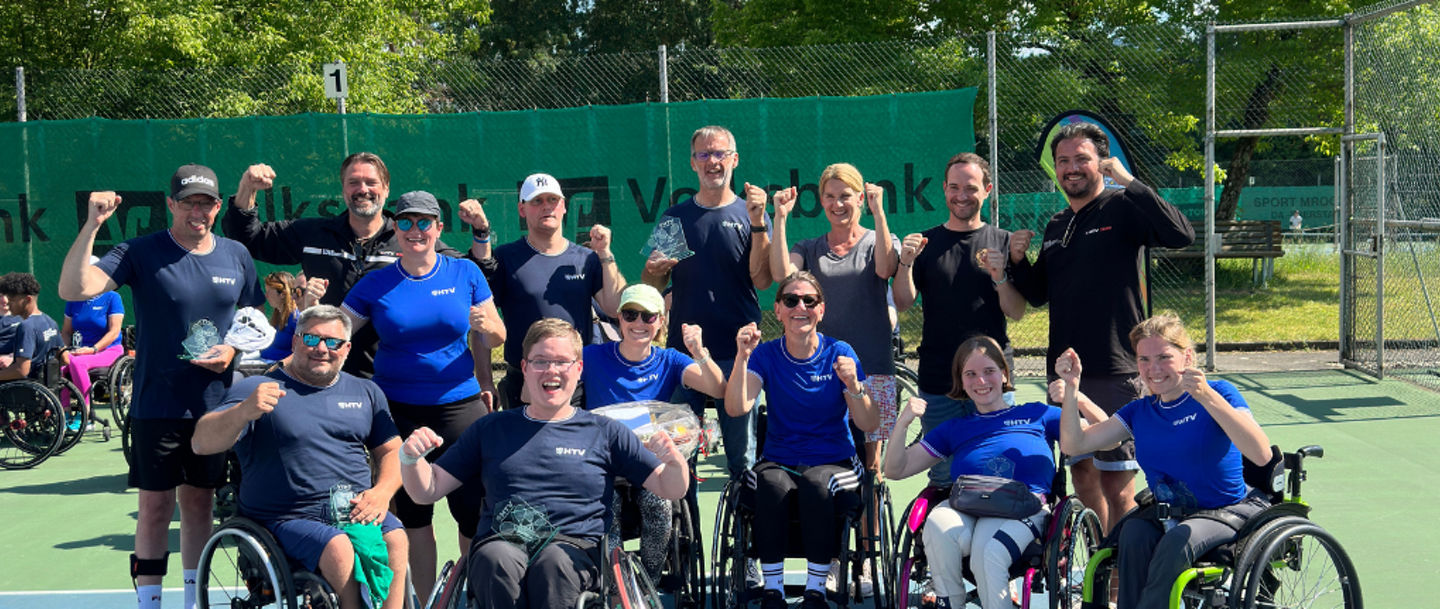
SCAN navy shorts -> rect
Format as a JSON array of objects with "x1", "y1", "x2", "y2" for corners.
[{"x1": 266, "y1": 512, "x2": 404, "y2": 572}]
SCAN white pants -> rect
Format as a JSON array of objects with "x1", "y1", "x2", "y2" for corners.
[{"x1": 922, "y1": 504, "x2": 1049, "y2": 609}]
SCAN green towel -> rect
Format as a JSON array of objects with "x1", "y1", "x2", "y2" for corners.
[{"x1": 340, "y1": 522, "x2": 393, "y2": 607}]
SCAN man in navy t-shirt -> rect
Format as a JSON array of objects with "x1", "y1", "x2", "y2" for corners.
[
  {"x1": 0, "y1": 273, "x2": 63, "y2": 382},
  {"x1": 641, "y1": 125, "x2": 774, "y2": 476},
  {"x1": 400, "y1": 318, "x2": 690, "y2": 609},
  {"x1": 194, "y1": 305, "x2": 409, "y2": 609},
  {"x1": 60, "y1": 164, "x2": 264, "y2": 609},
  {"x1": 0, "y1": 292, "x2": 20, "y2": 369},
  {"x1": 458, "y1": 173, "x2": 625, "y2": 409}
]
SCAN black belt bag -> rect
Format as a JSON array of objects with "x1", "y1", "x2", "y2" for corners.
[{"x1": 948, "y1": 475, "x2": 1043, "y2": 520}]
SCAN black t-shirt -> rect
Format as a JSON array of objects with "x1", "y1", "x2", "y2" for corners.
[
  {"x1": 1012, "y1": 182, "x2": 1194, "y2": 377},
  {"x1": 912, "y1": 223, "x2": 1012, "y2": 394}
]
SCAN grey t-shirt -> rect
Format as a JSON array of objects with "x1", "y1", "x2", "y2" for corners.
[{"x1": 792, "y1": 229, "x2": 900, "y2": 375}]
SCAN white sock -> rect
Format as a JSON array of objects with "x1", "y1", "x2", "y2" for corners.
[
  {"x1": 137, "y1": 584, "x2": 163, "y2": 609},
  {"x1": 183, "y1": 569, "x2": 198, "y2": 609},
  {"x1": 762, "y1": 561, "x2": 784, "y2": 592},
  {"x1": 806, "y1": 561, "x2": 829, "y2": 592}
]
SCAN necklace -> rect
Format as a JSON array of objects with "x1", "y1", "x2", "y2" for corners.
[{"x1": 1060, "y1": 213, "x2": 1078, "y2": 248}]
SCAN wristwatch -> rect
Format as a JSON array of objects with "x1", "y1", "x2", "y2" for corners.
[{"x1": 844, "y1": 385, "x2": 868, "y2": 399}]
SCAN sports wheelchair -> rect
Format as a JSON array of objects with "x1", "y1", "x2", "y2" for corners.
[
  {"x1": 0, "y1": 348, "x2": 116, "y2": 469},
  {"x1": 425, "y1": 536, "x2": 665, "y2": 609},
  {"x1": 893, "y1": 471, "x2": 1103, "y2": 609},
  {"x1": 197, "y1": 515, "x2": 418, "y2": 609},
  {"x1": 610, "y1": 476, "x2": 707, "y2": 609},
  {"x1": 1079, "y1": 445, "x2": 1362, "y2": 609},
  {"x1": 709, "y1": 467, "x2": 896, "y2": 609}
]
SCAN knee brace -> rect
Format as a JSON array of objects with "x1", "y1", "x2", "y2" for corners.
[{"x1": 130, "y1": 552, "x2": 170, "y2": 581}]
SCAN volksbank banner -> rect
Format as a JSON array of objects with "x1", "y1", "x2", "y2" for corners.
[{"x1": 0, "y1": 89, "x2": 977, "y2": 298}]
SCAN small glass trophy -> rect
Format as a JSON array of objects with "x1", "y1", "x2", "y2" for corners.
[
  {"x1": 493, "y1": 498, "x2": 558, "y2": 563},
  {"x1": 641, "y1": 216, "x2": 695, "y2": 262},
  {"x1": 178, "y1": 319, "x2": 220, "y2": 360},
  {"x1": 72, "y1": 332, "x2": 84, "y2": 349},
  {"x1": 329, "y1": 483, "x2": 357, "y2": 525}
]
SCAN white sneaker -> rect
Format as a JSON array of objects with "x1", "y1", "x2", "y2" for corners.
[
  {"x1": 826, "y1": 559, "x2": 840, "y2": 594},
  {"x1": 858, "y1": 561, "x2": 874, "y2": 598}
]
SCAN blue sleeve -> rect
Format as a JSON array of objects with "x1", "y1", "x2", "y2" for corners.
[
  {"x1": 667, "y1": 348, "x2": 695, "y2": 373},
  {"x1": 97, "y1": 240, "x2": 135, "y2": 288},
  {"x1": 1115, "y1": 398, "x2": 1143, "y2": 430},
  {"x1": 105, "y1": 291, "x2": 125, "y2": 316},
  {"x1": 342, "y1": 275, "x2": 376, "y2": 320},
  {"x1": 239, "y1": 251, "x2": 264, "y2": 309},
  {"x1": 1210, "y1": 380, "x2": 1250, "y2": 412},
  {"x1": 260, "y1": 314, "x2": 297, "y2": 361},
  {"x1": 1041, "y1": 404, "x2": 1062, "y2": 443},
  {"x1": 435, "y1": 418, "x2": 486, "y2": 484},
  {"x1": 365, "y1": 382, "x2": 400, "y2": 449},
  {"x1": 919, "y1": 419, "x2": 955, "y2": 458},
  {"x1": 64, "y1": 300, "x2": 82, "y2": 318},
  {"x1": 745, "y1": 343, "x2": 768, "y2": 382},
  {"x1": 12, "y1": 322, "x2": 39, "y2": 359},
  {"x1": 467, "y1": 259, "x2": 493, "y2": 305},
  {"x1": 216, "y1": 376, "x2": 262, "y2": 413}
]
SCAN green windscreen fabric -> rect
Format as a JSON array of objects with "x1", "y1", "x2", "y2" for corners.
[{"x1": 0, "y1": 89, "x2": 977, "y2": 308}]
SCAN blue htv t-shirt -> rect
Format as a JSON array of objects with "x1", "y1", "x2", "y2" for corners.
[
  {"x1": 1116, "y1": 380, "x2": 1251, "y2": 510},
  {"x1": 581, "y1": 343, "x2": 695, "y2": 409},
  {"x1": 343, "y1": 256, "x2": 492, "y2": 405},
  {"x1": 745, "y1": 334, "x2": 864, "y2": 466},
  {"x1": 97, "y1": 232, "x2": 263, "y2": 419},
  {"x1": 11, "y1": 313, "x2": 63, "y2": 380},
  {"x1": 661, "y1": 197, "x2": 768, "y2": 362},
  {"x1": 0, "y1": 314, "x2": 21, "y2": 355},
  {"x1": 435, "y1": 408, "x2": 660, "y2": 541},
  {"x1": 63, "y1": 291, "x2": 124, "y2": 347},
  {"x1": 921, "y1": 401, "x2": 1061, "y2": 495},
  {"x1": 259, "y1": 313, "x2": 298, "y2": 362},
  {"x1": 218, "y1": 369, "x2": 399, "y2": 523},
  {"x1": 491, "y1": 240, "x2": 603, "y2": 367}
]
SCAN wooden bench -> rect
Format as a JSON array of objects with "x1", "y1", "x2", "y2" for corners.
[{"x1": 1153, "y1": 220, "x2": 1285, "y2": 286}]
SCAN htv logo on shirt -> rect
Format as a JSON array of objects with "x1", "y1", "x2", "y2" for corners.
[
  {"x1": 1173, "y1": 413, "x2": 1199, "y2": 426},
  {"x1": 431, "y1": 287, "x2": 456, "y2": 296},
  {"x1": 721, "y1": 220, "x2": 747, "y2": 231},
  {"x1": 212, "y1": 276, "x2": 236, "y2": 285},
  {"x1": 810, "y1": 373, "x2": 833, "y2": 382},
  {"x1": 1004, "y1": 419, "x2": 1030, "y2": 426},
  {"x1": 565, "y1": 272, "x2": 586, "y2": 280},
  {"x1": 556, "y1": 447, "x2": 587, "y2": 457},
  {"x1": 336, "y1": 401, "x2": 363, "y2": 410}
]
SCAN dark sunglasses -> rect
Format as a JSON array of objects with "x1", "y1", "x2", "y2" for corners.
[
  {"x1": 395, "y1": 218, "x2": 435, "y2": 232},
  {"x1": 620, "y1": 309, "x2": 660, "y2": 324},
  {"x1": 301, "y1": 333, "x2": 348, "y2": 349},
  {"x1": 778, "y1": 294, "x2": 822, "y2": 309}
]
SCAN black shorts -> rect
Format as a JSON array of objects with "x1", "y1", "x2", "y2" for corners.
[
  {"x1": 128, "y1": 418, "x2": 228, "y2": 491},
  {"x1": 390, "y1": 394, "x2": 487, "y2": 532},
  {"x1": 1068, "y1": 373, "x2": 1142, "y2": 471}
]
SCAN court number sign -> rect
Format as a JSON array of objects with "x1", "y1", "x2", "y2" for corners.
[{"x1": 323, "y1": 63, "x2": 349, "y2": 100}]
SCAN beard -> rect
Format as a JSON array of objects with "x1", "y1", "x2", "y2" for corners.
[
  {"x1": 349, "y1": 193, "x2": 382, "y2": 218},
  {"x1": 1060, "y1": 173, "x2": 1096, "y2": 198}
]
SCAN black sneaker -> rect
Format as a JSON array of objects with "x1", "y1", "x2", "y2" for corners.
[
  {"x1": 800, "y1": 589, "x2": 829, "y2": 609},
  {"x1": 761, "y1": 590, "x2": 787, "y2": 609}
]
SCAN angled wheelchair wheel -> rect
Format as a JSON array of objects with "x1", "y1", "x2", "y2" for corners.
[
  {"x1": 109, "y1": 355, "x2": 135, "y2": 429},
  {"x1": 121, "y1": 416, "x2": 135, "y2": 467},
  {"x1": 56, "y1": 377, "x2": 89, "y2": 454},
  {"x1": 291, "y1": 570, "x2": 340, "y2": 609},
  {"x1": 198, "y1": 518, "x2": 291, "y2": 609},
  {"x1": 710, "y1": 480, "x2": 749, "y2": 609},
  {"x1": 894, "y1": 498, "x2": 934, "y2": 609},
  {"x1": 1227, "y1": 515, "x2": 1312, "y2": 609},
  {"x1": 609, "y1": 546, "x2": 665, "y2": 609},
  {"x1": 1046, "y1": 500, "x2": 1103, "y2": 609},
  {"x1": 1240, "y1": 522, "x2": 1361, "y2": 609},
  {"x1": 0, "y1": 380, "x2": 66, "y2": 470},
  {"x1": 871, "y1": 482, "x2": 897, "y2": 609},
  {"x1": 671, "y1": 492, "x2": 707, "y2": 609}
]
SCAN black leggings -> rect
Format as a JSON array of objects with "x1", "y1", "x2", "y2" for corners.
[
  {"x1": 752, "y1": 459, "x2": 856, "y2": 564},
  {"x1": 390, "y1": 394, "x2": 486, "y2": 533}
]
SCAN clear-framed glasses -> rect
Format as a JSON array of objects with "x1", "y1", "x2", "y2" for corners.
[
  {"x1": 395, "y1": 218, "x2": 435, "y2": 232},
  {"x1": 174, "y1": 197, "x2": 221, "y2": 211},
  {"x1": 691, "y1": 150, "x2": 735, "y2": 163},
  {"x1": 301, "y1": 333, "x2": 348, "y2": 350},
  {"x1": 525, "y1": 358, "x2": 578, "y2": 372}
]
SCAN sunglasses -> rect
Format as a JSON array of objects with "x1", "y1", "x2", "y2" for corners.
[
  {"x1": 395, "y1": 218, "x2": 435, "y2": 232},
  {"x1": 620, "y1": 309, "x2": 660, "y2": 324},
  {"x1": 300, "y1": 333, "x2": 348, "y2": 350},
  {"x1": 778, "y1": 294, "x2": 822, "y2": 309}
]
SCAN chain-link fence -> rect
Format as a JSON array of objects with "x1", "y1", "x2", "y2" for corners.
[
  {"x1": 1346, "y1": 0, "x2": 1440, "y2": 392},
  {"x1": 6, "y1": 15, "x2": 1389, "y2": 375}
]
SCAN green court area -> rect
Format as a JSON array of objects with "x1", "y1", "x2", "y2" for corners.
[{"x1": 1, "y1": 369, "x2": 1435, "y2": 608}]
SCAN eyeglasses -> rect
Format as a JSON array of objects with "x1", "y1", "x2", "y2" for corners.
[
  {"x1": 395, "y1": 218, "x2": 435, "y2": 232},
  {"x1": 778, "y1": 294, "x2": 822, "y2": 309},
  {"x1": 620, "y1": 309, "x2": 660, "y2": 324},
  {"x1": 301, "y1": 333, "x2": 348, "y2": 350},
  {"x1": 525, "y1": 358, "x2": 578, "y2": 372},
  {"x1": 691, "y1": 150, "x2": 735, "y2": 162},
  {"x1": 174, "y1": 198, "x2": 220, "y2": 211}
]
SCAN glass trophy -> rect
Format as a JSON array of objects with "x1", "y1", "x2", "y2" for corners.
[
  {"x1": 641, "y1": 216, "x2": 695, "y2": 262},
  {"x1": 72, "y1": 332, "x2": 84, "y2": 349},
  {"x1": 493, "y1": 498, "x2": 558, "y2": 563},
  {"x1": 329, "y1": 483, "x2": 357, "y2": 525},
  {"x1": 179, "y1": 318, "x2": 220, "y2": 360}
]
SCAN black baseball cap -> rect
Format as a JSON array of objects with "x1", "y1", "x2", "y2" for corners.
[{"x1": 170, "y1": 164, "x2": 221, "y2": 201}]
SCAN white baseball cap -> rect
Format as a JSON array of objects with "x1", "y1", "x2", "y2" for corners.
[{"x1": 520, "y1": 173, "x2": 564, "y2": 202}]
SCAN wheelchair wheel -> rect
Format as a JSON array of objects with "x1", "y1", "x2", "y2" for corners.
[
  {"x1": 670, "y1": 492, "x2": 707, "y2": 609},
  {"x1": 870, "y1": 481, "x2": 897, "y2": 609},
  {"x1": 710, "y1": 480, "x2": 750, "y2": 609},
  {"x1": 1227, "y1": 515, "x2": 1312, "y2": 609},
  {"x1": 1239, "y1": 522, "x2": 1361, "y2": 609},
  {"x1": 56, "y1": 377, "x2": 90, "y2": 454},
  {"x1": 434, "y1": 555, "x2": 469, "y2": 609},
  {"x1": 894, "y1": 498, "x2": 934, "y2": 609},
  {"x1": 609, "y1": 546, "x2": 664, "y2": 609},
  {"x1": 0, "y1": 380, "x2": 66, "y2": 470},
  {"x1": 197, "y1": 518, "x2": 291, "y2": 609},
  {"x1": 1045, "y1": 499, "x2": 1103, "y2": 609},
  {"x1": 292, "y1": 570, "x2": 340, "y2": 609},
  {"x1": 109, "y1": 355, "x2": 135, "y2": 429},
  {"x1": 121, "y1": 416, "x2": 135, "y2": 467}
]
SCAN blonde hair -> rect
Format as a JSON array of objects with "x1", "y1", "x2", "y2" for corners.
[
  {"x1": 818, "y1": 163, "x2": 864, "y2": 195},
  {"x1": 264, "y1": 271, "x2": 297, "y2": 329},
  {"x1": 522, "y1": 318, "x2": 584, "y2": 360},
  {"x1": 1129, "y1": 311, "x2": 1193, "y2": 352}
]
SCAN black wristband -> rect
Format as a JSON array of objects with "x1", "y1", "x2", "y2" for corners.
[
  {"x1": 750, "y1": 224, "x2": 767, "y2": 234},
  {"x1": 471, "y1": 226, "x2": 491, "y2": 239}
]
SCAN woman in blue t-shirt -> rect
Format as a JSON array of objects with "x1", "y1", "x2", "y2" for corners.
[
  {"x1": 341, "y1": 191, "x2": 506, "y2": 601},
  {"x1": 257, "y1": 271, "x2": 301, "y2": 362},
  {"x1": 726, "y1": 271, "x2": 878, "y2": 609},
  {"x1": 582, "y1": 282, "x2": 724, "y2": 582},
  {"x1": 59, "y1": 289, "x2": 125, "y2": 413},
  {"x1": 884, "y1": 336, "x2": 1103, "y2": 609},
  {"x1": 1058, "y1": 313, "x2": 1273, "y2": 609}
]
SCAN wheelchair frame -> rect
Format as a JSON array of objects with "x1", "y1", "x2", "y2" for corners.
[{"x1": 427, "y1": 536, "x2": 664, "y2": 609}]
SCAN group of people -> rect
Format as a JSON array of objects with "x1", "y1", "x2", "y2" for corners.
[{"x1": 16, "y1": 121, "x2": 1278, "y2": 609}]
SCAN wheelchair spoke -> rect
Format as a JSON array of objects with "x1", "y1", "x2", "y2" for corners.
[{"x1": 1244, "y1": 524, "x2": 1360, "y2": 609}]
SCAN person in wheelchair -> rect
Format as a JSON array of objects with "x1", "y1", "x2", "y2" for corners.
[
  {"x1": 882, "y1": 336, "x2": 1105, "y2": 609},
  {"x1": 1058, "y1": 312, "x2": 1273, "y2": 609},
  {"x1": 193, "y1": 305, "x2": 410, "y2": 609},
  {"x1": 581, "y1": 283, "x2": 724, "y2": 583},
  {"x1": 0, "y1": 272, "x2": 63, "y2": 382},
  {"x1": 0, "y1": 292, "x2": 20, "y2": 369},
  {"x1": 58, "y1": 273, "x2": 126, "y2": 416},
  {"x1": 399, "y1": 318, "x2": 690, "y2": 609},
  {"x1": 725, "y1": 271, "x2": 878, "y2": 609}
]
